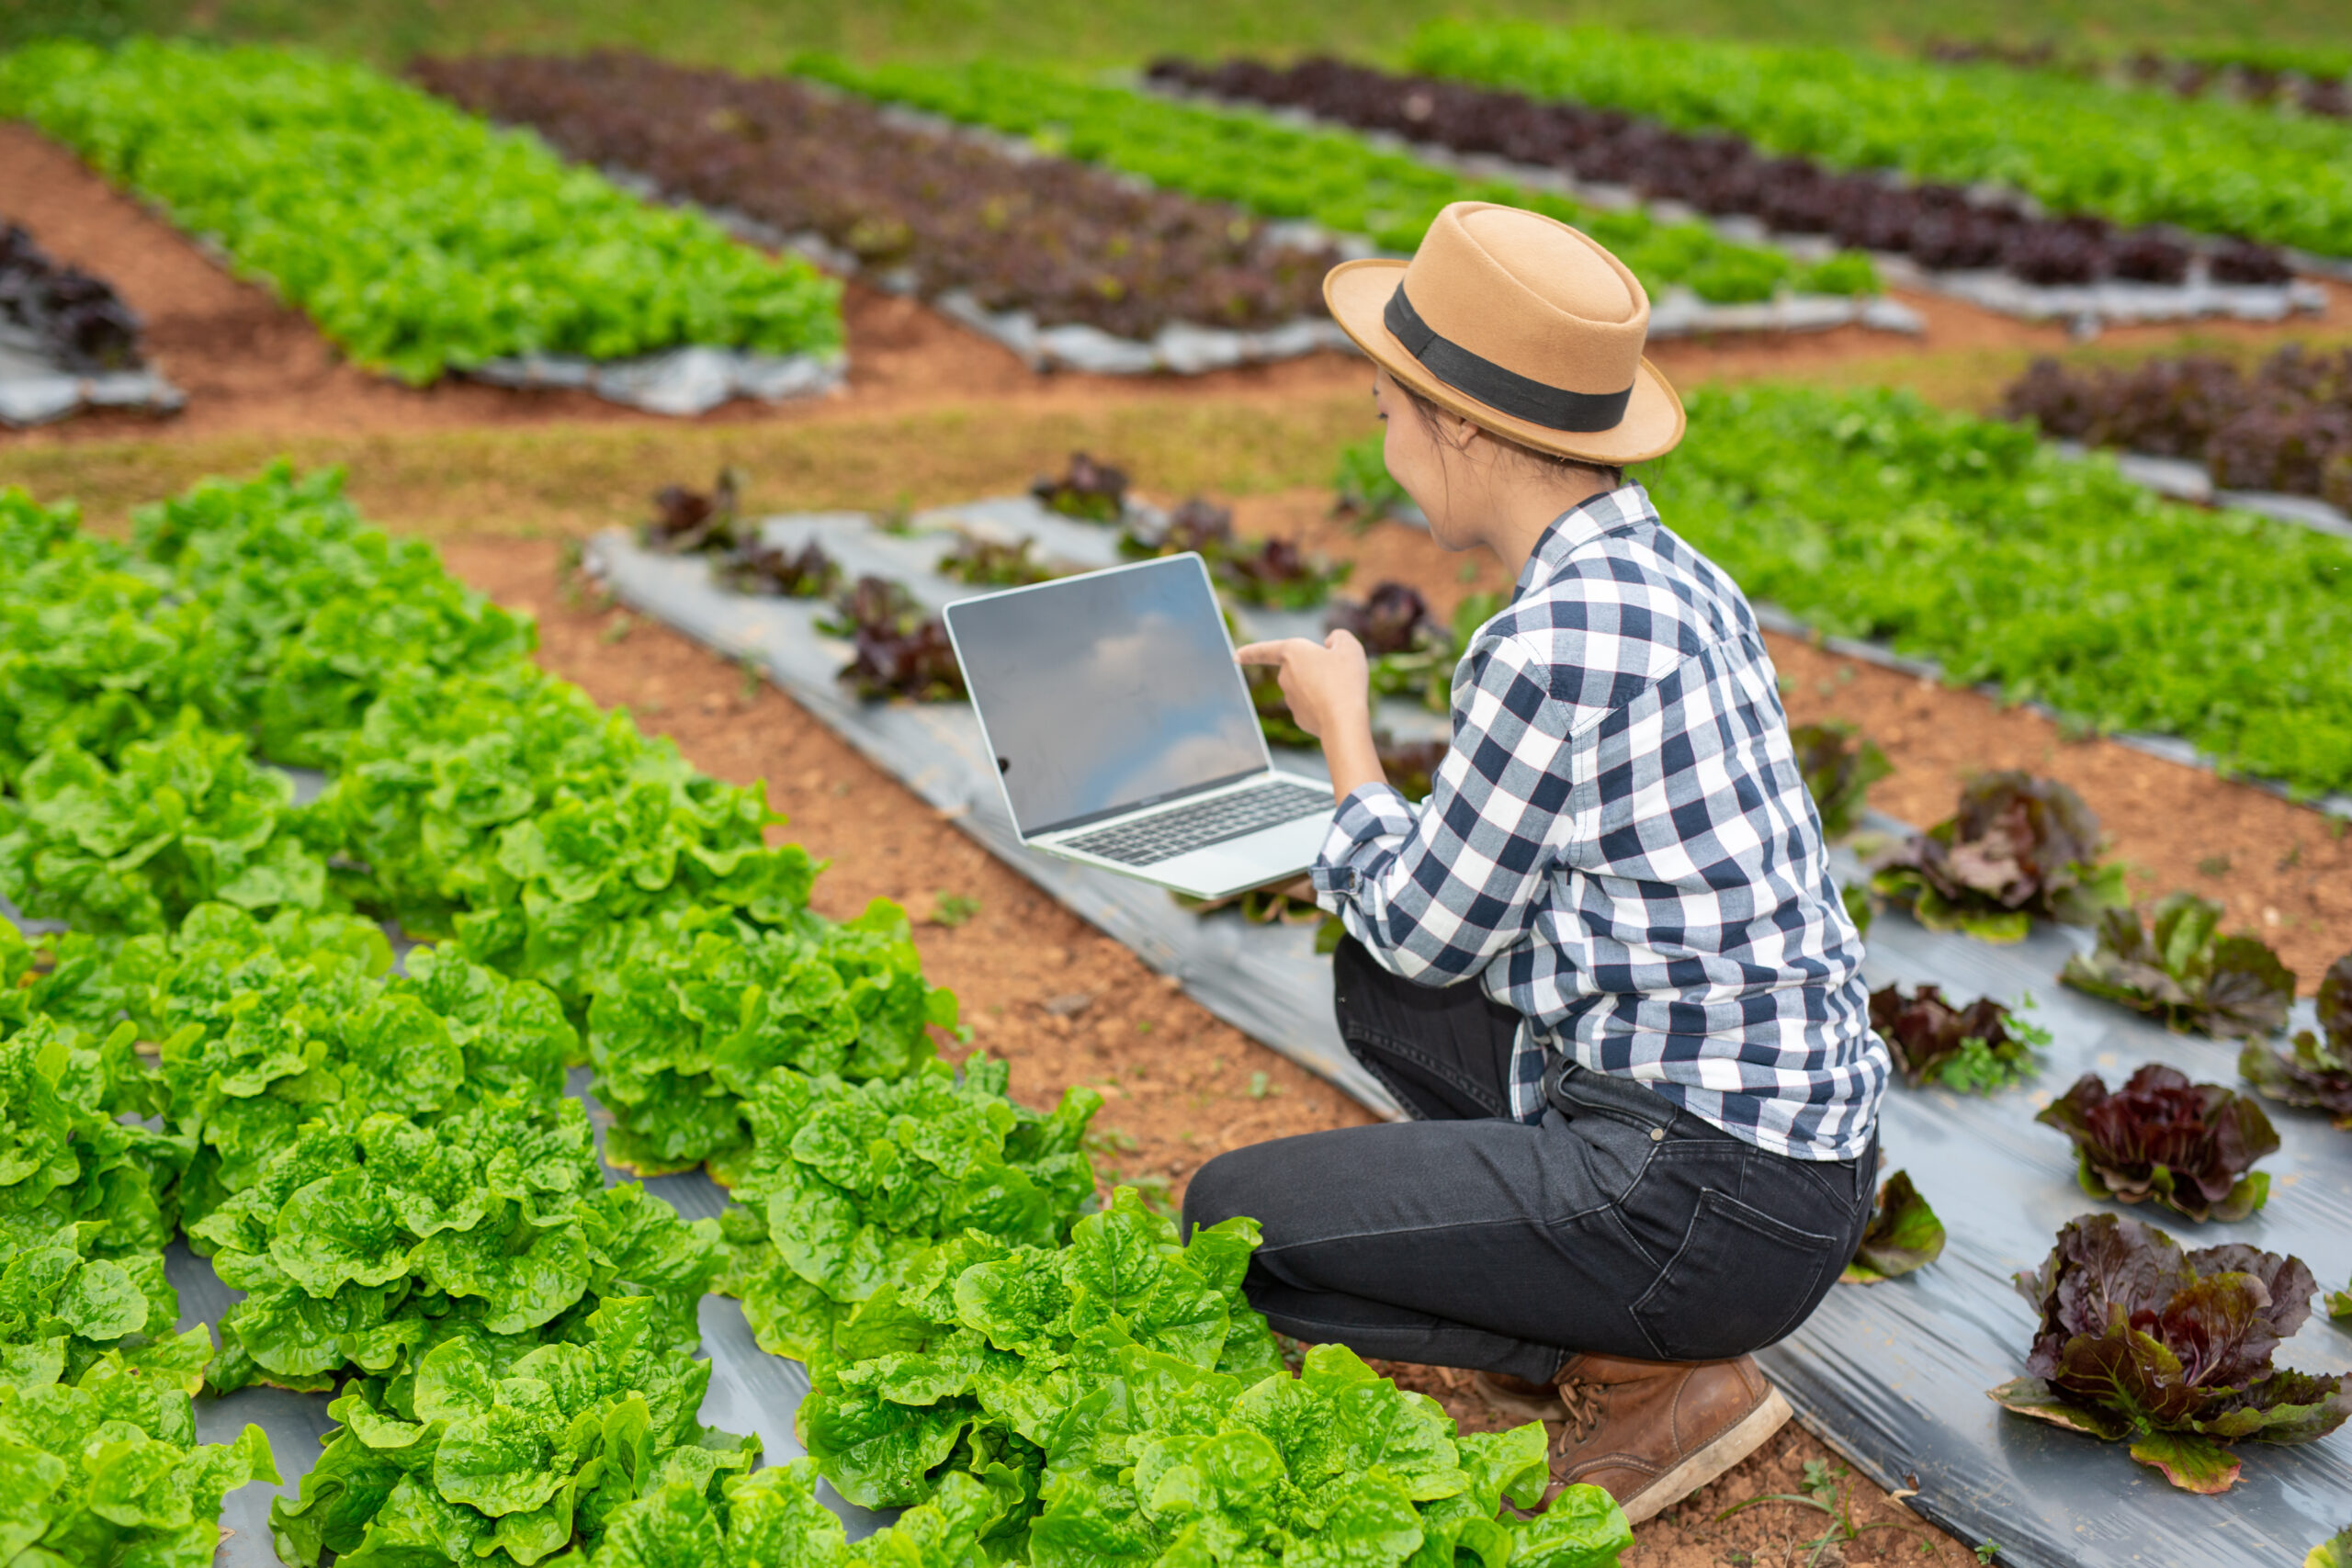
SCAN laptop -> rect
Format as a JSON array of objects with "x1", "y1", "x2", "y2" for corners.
[{"x1": 943, "y1": 553, "x2": 1336, "y2": 901}]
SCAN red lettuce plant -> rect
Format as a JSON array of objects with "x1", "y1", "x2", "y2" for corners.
[
  {"x1": 2241, "y1": 950, "x2": 2352, "y2": 1127},
  {"x1": 1031, "y1": 452, "x2": 1128, "y2": 523},
  {"x1": 641, "y1": 468, "x2": 744, "y2": 554},
  {"x1": 2037, "y1": 1064, "x2": 2280, "y2": 1222},
  {"x1": 1870, "y1": 771, "x2": 2125, "y2": 942},
  {"x1": 821, "y1": 576, "x2": 965, "y2": 703},
  {"x1": 1867, "y1": 982, "x2": 2049, "y2": 1093},
  {"x1": 2063, "y1": 892, "x2": 2297, "y2": 1041},
  {"x1": 1990, "y1": 1213, "x2": 2350, "y2": 1493},
  {"x1": 717, "y1": 538, "x2": 837, "y2": 598}
]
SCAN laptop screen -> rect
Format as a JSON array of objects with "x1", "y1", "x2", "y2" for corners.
[{"x1": 945, "y1": 555, "x2": 1270, "y2": 837}]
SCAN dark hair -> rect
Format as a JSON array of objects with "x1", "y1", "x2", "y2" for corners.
[{"x1": 1396, "y1": 379, "x2": 1625, "y2": 491}]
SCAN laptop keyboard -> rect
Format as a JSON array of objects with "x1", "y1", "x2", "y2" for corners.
[{"x1": 1060, "y1": 780, "x2": 1332, "y2": 867}]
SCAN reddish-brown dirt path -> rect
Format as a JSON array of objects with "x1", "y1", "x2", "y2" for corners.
[
  {"x1": 7, "y1": 118, "x2": 2346, "y2": 452},
  {"x1": 439, "y1": 531, "x2": 1984, "y2": 1566}
]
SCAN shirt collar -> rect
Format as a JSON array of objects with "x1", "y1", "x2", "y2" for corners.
[{"x1": 1512, "y1": 482, "x2": 1658, "y2": 601}]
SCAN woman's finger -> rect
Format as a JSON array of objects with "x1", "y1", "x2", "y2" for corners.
[{"x1": 1234, "y1": 638, "x2": 1311, "y2": 666}]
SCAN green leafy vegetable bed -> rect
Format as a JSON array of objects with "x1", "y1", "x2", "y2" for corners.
[
  {"x1": 1645, "y1": 385, "x2": 2352, "y2": 799},
  {"x1": 789, "y1": 56, "x2": 1873, "y2": 306},
  {"x1": 0, "y1": 465, "x2": 1634, "y2": 1568},
  {"x1": 1408, "y1": 23, "x2": 2352, "y2": 260},
  {"x1": 0, "y1": 39, "x2": 843, "y2": 384}
]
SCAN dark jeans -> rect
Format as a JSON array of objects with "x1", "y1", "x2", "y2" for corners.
[{"x1": 1182, "y1": 937, "x2": 1878, "y2": 1382}]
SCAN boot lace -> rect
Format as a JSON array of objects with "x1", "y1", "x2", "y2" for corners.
[{"x1": 1555, "y1": 1375, "x2": 1606, "y2": 1442}]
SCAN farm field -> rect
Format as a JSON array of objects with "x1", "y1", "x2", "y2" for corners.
[{"x1": 4, "y1": 7, "x2": 2352, "y2": 1568}]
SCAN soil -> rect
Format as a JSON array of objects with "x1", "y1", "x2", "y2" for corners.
[
  {"x1": 6, "y1": 118, "x2": 2347, "y2": 453},
  {"x1": 446, "y1": 531, "x2": 1981, "y2": 1566}
]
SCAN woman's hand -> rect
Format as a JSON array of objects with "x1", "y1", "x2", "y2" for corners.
[
  {"x1": 1235, "y1": 629, "x2": 1370, "y2": 739},
  {"x1": 1236, "y1": 631, "x2": 1386, "y2": 802}
]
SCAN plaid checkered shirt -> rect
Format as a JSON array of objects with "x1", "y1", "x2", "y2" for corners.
[{"x1": 1312, "y1": 483, "x2": 1888, "y2": 1160}]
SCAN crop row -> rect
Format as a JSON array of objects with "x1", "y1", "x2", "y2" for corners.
[
  {"x1": 0, "y1": 470, "x2": 1631, "y2": 1565},
  {"x1": 1408, "y1": 22, "x2": 2352, "y2": 262},
  {"x1": 0, "y1": 39, "x2": 842, "y2": 386},
  {"x1": 789, "y1": 56, "x2": 1877, "y2": 306},
  {"x1": 414, "y1": 51, "x2": 1338, "y2": 345},
  {"x1": 1924, "y1": 39, "x2": 2352, "y2": 118},
  {"x1": 1641, "y1": 384, "x2": 2352, "y2": 799},
  {"x1": 2001, "y1": 347, "x2": 2352, "y2": 512},
  {"x1": 1149, "y1": 56, "x2": 2292, "y2": 288}
]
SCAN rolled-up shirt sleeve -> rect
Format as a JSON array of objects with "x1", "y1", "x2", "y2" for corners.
[{"x1": 1310, "y1": 630, "x2": 1584, "y2": 985}]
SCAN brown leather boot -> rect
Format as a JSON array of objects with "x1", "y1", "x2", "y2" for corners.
[{"x1": 1540, "y1": 1352, "x2": 1792, "y2": 1524}]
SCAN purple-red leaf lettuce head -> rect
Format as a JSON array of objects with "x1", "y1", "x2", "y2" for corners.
[
  {"x1": 2241, "y1": 950, "x2": 2352, "y2": 1127},
  {"x1": 1870, "y1": 770, "x2": 2126, "y2": 941},
  {"x1": 2036, "y1": 1063, "x2": 2280, "y2": 1222},
  {"x1": 1990, "y1": 1213, "x2": 2348, "y2": 1493}
]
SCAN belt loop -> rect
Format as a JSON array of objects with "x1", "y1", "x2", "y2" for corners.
[{"x1": 1542, "y1": 1055, "x2": 1572, "y2": 1120}]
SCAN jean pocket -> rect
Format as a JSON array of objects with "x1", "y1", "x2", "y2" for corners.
[{"x1": 1629, "y1": 1189, "x2": 1835, "y2": 1361}]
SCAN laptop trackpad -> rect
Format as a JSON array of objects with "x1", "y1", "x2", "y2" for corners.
[{"x1": 1152, "y1": 813, "x2": 1333, "y2": 901}]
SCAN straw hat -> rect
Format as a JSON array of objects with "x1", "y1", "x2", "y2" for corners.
[{"x1": 1324, "y1": 201, "x2": 1684, "y2": 465}]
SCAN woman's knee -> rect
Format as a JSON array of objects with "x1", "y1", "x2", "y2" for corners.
[{"x1": 1179, "y1": 1145, "x2": 1256, "y2": 1239}]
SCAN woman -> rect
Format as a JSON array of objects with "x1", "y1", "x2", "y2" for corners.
[{"x1": 1190, "y1": 202, "x2": 1888, "y2": 1524}]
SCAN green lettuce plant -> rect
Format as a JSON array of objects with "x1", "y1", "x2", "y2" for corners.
[
  {"x1": 191, "y1": 1100, "x2": 718, "y2": 1393},
  {"x1": 0, "y1": 720, "x2": 329, "y2": 936},
  {"x1": 717, "y1": 1055, "x2": 1098, "y2": 1366},
  {"x1": 588, "y1": 901, "x2": 959, "y2": 1176},
  {"x1": 0, "y1": 1351, "x2": 277, "y2": 1565},
  {"x1": 309, "y1": 662, "x2": 818, "y2": 1006},
  {"x1": 271, "y1": 1295, "x2": 755, "y2": 1567},
  {"x1": 129, "y1": 903, "x2": 570, "y2": 1225},
  {"x1": 0, "y1": 1021, "x2": 205, "y2": 1393}
]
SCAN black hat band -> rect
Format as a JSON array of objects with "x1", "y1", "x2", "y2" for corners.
[{"x1": 1383, "y1": 285, "x2": 1634, "y2": 433}]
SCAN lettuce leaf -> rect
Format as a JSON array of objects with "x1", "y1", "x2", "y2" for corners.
[
  {"x1": 1839, "y1": 1170, "x2": 1944, "y2": 1285},
  {"x1": 2062, "y1": 893, "x2": 2297, "y2": 1041},
  {"x1": 1788, "y1": 720, "x2": 1891, "y2": 842},
  {"x1": 2037, "y1": 1064, "x2": 2281, "y2": 1222},
  {"x1": 1990, "y1": 1213, "x2": 2351, "y2": 1492}
]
